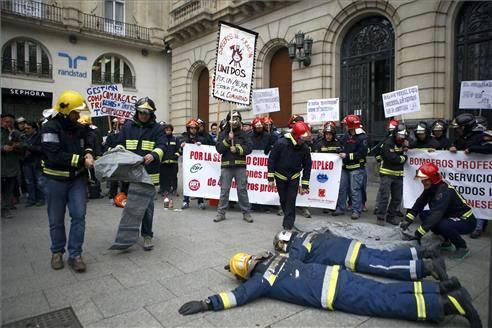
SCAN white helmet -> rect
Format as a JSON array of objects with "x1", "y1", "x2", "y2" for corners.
[{"x1": 273, "y1": 230, "x2": 293, "y2": 252}]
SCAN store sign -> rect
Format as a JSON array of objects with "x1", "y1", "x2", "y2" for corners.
[
  {"x1": 2, "y1": 88, "x2": 52, "y2": 98},
  {"x1": 57, "y1": 52, "x2": 87, "y2": 78}
]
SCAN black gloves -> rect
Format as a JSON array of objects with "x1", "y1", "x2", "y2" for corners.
[
  {"x1": 399, "y1": 220, "x2": 411, "y2": 231},
  {"x1": 414, "y1": 228, "x2": 424, "y2": 240},
  {"x1": 178, "y1": 299, "x2": 211, "y2": 316}
]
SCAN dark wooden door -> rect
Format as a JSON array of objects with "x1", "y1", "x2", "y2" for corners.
[
  {"x1": 198, "y1": 68, "x2": 209, "y2": 122},
  {"x1": 269, "y1": 47, "x2": 292, "y2": 128}
]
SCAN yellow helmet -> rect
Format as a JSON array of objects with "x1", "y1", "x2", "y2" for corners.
[
  {"x1": 78, "y1": 114, "x2": 92, "y2": 126},
  {"x1": 55, "y1": 90, "x2": 88, "y2": 115},
  {"x1": 228, "y1": 252, "x2": 253, "y2": 280}
]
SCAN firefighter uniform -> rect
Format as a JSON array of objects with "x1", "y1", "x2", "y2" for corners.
[
  {"x1": 159, "y1": 129, "x2": 180, "y2": 194},
  {"x1": 285, "y1": 231, "x2": 429, "y2": 281},
  {"x1": 208, "y1": 254, "x2": 443, "y2": 323},
  {"x1": 313, "y1": 137, "x2": 341, "y2": 153},
  {"x1": 268, "y1": 132, "x2": 312, "y2": 230}
]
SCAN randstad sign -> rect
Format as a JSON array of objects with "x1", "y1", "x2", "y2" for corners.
[{"x1": 57, "y1": 52, "x2": 87, "y2": 78}]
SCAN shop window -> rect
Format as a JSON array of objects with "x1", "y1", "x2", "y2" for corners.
[
  {"x1": 1, "y1": 38, "x2": 52, "y2": 79},
  {"x1": 92, "y1": 54, "x2": 135, "y2": 88}
]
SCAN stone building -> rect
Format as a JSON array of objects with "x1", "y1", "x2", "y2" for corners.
[
  {"x1": 167, "y1": 0, "x2": 492, "y2": 143},
  {"x1": 1, "y1": 0, "x2": 171, "y2": 125}
]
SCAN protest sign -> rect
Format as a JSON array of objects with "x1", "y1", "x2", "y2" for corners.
[
  {"x1": 459, "y1": 80, "x2": 492, "y2": 109},
  {"x1": 252, "y1": 88, "x2": 280, "y2": 115},
  {"x1": 382, "y1": 86, "x2": 420, "y2": 118},
  {"x1": 403, "y1": 150, "x2": 492, "y2": 219},
  {"x1": 86, "y1": 84, "x2": 137, "y2": 119},
  {"x1": 306, "y1": 98, "x2": 340, "y2": 123},
  {"x1": 182, "y1": 144, "x2": 342, "y2": 209},
  {"x1": 213, "y1": 22, "x2": 258, "y2": 105}
]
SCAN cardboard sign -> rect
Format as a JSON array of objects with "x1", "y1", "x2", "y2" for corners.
[
  {"x1": 252, "y1": 88, "x2": 280, "y2": 114},
  {"x1": 86, "y1": 84, "x2": 137, "y2": 119},
  {"x1": 213, "y1": 22, "x2": 258, "y2": 105},
  {"x1": 382, "y1": 86, "x2": 420, "y2": 118},
  {"x1": 459, "y1": 80, "x2": 492, "y2": 109},
  {"x1": 306, "y1": 98, "x2": 340, "y2": 123}
]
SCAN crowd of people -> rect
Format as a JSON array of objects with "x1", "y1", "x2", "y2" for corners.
[{"x1": 1, "y1": 89, "x2": 491, "y2": 272}]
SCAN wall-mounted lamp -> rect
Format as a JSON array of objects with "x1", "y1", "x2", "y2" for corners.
[
  {"x1": 164, "y1": 43, "x2": 172, "y2": 54},
  {"x1": 288, "y1": 31, "x2": 313, "y2": 67}
]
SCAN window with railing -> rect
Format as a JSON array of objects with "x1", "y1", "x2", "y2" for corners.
[
  {"x1": 92, "y1": 54, "x2": 135, "y2": 88},
  {"x1": 1, "y1": 0, "x2": 63, "y2": 24},
  {"x1": 105, "y1": 0, "x2": 125, "y2": 36},
  {"x1": 1, "y1": 38, "x2": 52, "y2": 79}
]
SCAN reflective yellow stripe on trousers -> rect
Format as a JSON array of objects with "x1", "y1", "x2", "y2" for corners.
[
  {"x1": 321, "y1": 265, "x2": 340, "y2": 311},
  {"x1": 344, "y1": 240, "x2": 362, "y2": 271},
  {"x1": 413, "y1": 281, "x2": 426, "y2": 320}
]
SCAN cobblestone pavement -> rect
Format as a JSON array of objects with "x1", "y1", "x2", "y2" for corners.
[{"x1": 1, "y1": 183, "x2": 490, "y2": 327}]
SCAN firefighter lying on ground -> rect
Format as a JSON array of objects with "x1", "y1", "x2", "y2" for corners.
[
  {"x1": 273, "y1": 230, "x2": 447, "y2": 281},
  {"x1": 178, "y1": 251, "x2": 481, "y2": 328}
]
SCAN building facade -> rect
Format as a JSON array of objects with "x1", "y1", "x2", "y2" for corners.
[
  {"x1": 167, "y1": 0, "x2": 492, "y2": 143},
  {"x1": 1, "y1": 0, "x2": 171, "y2": 126}
]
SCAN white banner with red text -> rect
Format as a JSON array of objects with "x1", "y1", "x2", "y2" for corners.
[
  {"x1": 403, "y1": 150, "x2": 492, "y2": 219},
  {"x1": 182, "y1": 144, "x2": 342, "y2": 209}
]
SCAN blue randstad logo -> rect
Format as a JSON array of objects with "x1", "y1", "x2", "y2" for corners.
[{"x1": 317, "y1": 173, "x2": 329, "y2": 183}]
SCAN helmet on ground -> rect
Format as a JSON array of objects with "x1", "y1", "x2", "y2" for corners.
[
  {"x1": 186, "y1": 119, "x2": 199, "y2": 128},
  {"x1": 451, "y1": 113, "x2": 475, "y2": 129},
  {"x1": 263, "y1": 116, "x2": 273, "y2": 125},
  {"x1": 393, "y1": 123, "x2": 408, "y2": 140},
  {"x1": 288, "y1": 114, "x2": 304, "y2": 128},
  {"x1": 291, "y1": 121, "x2": 312, "y2": 142},
  {"x1": 342, "y1": 115, "x2": 362, "y2": 129},
  {"x1": 414, "y1": 121, "x2": 429, "y2": 135},
  {"x1": 78, "y1": 115, "x2": 92, "y2": 126},
  {"x1": 135, "y1": 97, "x2": 156, "y2": 114},
  {"x1": 386, "y1": 119, "x2": 400, "y2": 132},
  {"x1": 55, "y1": 90, "x2": 88, "y2": 116},
  {"x1": 415, "y1": 162, "x2": 442, "y2": 184},
  {"x1": 273, "y1": 230, "x2": 293, "y2": 252},
  {"x1": 114, "y1": 192, "x2": 127, "y2": 208},
  {"x1": 228, "y1": 252, "x2": 253, "y2": 280},
  {"x1": 431, "y1": 119, "x2": 447, "y2": 132},
  {"x1": 252, "y1": 118, "x2": 264, "y2": 128}
]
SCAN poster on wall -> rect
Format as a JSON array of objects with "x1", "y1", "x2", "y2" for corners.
[
  {"x1": 252, "y1": 88, "x2": 280, "y2": 114},
  {"x1": 306, "y1": 98, "x2": 340, "y2": 123},
  {"x1": 86, "y1": 84, "x2": 138, "y2": 119},
  {"x1": 459, "y1": 80, "x2": 492, "y2": 110},
  {"x1": 382, "y1": 85, "x2": 420, "y2": 118},
  {"x1": 212, "y1": 21, "x2": 258, "y2": 106}
]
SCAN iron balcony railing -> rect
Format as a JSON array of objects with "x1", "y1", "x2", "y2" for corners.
[
  {"x1": 1, "y1": 59, "x2": 52, "y2": 79},
  {"x1": 169, "y1": 0, "x2": 216, "y2": 27},
  {"x1": 82, "y1": 13, "x2": 150, "y2": 42},
  {"x1": 1, "y1": 0, "x2": 63, "y2": 24},
  {"x1": 91, "y1": 71, "x2": 136, "y2": 89}
]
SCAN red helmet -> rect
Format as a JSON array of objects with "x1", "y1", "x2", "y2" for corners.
[
  {"x1": 252, "y1": 118, "x2": 264, "y2": 128},
  {"x1": 291, "y1": 121, "x2": 312, "y2": 142},
  {"x1": 186, "y1": 119, "x2": 198, "y2": 128},
  {"x1": 263, "y1": 116, "x2": 273, "y2": 125},
  {"x1": 415, "y1": 162, "x2": 442, "y2": 184},
  {"x1": 323, "y1": 121, "x2": 337, "y2": 128},
  {"x1": 288, "y1": 114, "x2": 304, "y2": 128},
  {"x1": 342, "y1": 115, "x2": 362, "y2": 129},
  {"x1": 386, "y1": 119, "x2": 400, "y2": 132}
]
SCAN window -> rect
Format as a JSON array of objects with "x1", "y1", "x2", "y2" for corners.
[
  {"x1": 1, "y1": 38, "x2": 51, "y2": 79},
  {"x1": 105, "y1": 0, "x2": 125, "y2": 36},
  {"x1": 92, "y1": 54, "x2": 135, "y2": 88}
]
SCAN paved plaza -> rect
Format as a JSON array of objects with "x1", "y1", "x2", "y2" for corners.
[{"x1": 1, "y1": 183, "x2": 490, "y2": 328}]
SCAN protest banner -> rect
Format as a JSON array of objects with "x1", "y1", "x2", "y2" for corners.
[
  {"x1": 182, "y1": 144, "x2": 342, "y2": 209},
  {"x1": 252, "y1": 88, "x2": 280, "y2": 115},
  {"x1": 382, "y1": 86, "x2": 420, "y2": 118},
  {"x1": 86, "y1": 84, "x2": 138, "y2": 119},
  {"x1": 212, "y1": 21, "x2": 258, "y2": 106},
  {"x1": 403, "y1": 150, "x2": 492, "y2": 219},
  {"x1": 306, "y1": 98, "x2": 340, "y2": 123},
  {"x1": 459, "y1": 80, "x2": 492, "y2": 110}
]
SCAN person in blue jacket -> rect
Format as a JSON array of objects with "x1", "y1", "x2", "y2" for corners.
[
  {"x1": 178, "y1": 251, "x2": 481, "y2": 328},
  {"x1": 272, "y1": 230, "x2": 447, "y2": 281}
]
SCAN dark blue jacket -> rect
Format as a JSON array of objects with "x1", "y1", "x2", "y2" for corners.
[
  {"x1": 162, "y1": 134, "x2": 180, "y2": 164},
  {"x1": 216, "y1": 128, "x2": 252, "y2": 168},
  {"x1": 340, "y1": 132, "x2": 368, "y2": 170},
  {"x1": 22, "y1": 131, "x2": 43, "y2": 166}
]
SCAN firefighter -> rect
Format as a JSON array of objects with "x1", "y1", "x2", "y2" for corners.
[
  {"x1": 41, "y1": 90, "x2": 95, "y2": 272},
  {"x1": 181, "y1": 119, "x2": 208, "y2": 209},
  {"x1": 372, "y1": 118, "x2": 400, "y2": 163},
  {"x1": 263, "y1": 116, "x2": 281, "y2": 146},
  {"x1": 196, "y1": 118, "x2": 215, "y2": 146},
  {"x1": 215, "y1": 111, "x2": 253, "y2": 223},
  {"x1": 313, "y1": 121, "x2": 341, "y2": 153},
  {"x1": 400, "y1": 163, "x2": 477, "y2": 259},
  {"x1": 268, "y1": 121, "x2": 312, "y2": 230},
  {"x1": 116, "y1": 97, "x2": 165, "y2": 251},
  {"x1": 159, "y1": 123, "x2": 180, "y2": 196},
  {"x1": 333, "y1": 115, "x2": 368, "y2": 220},
  {"x1": 431, "y1": 120, "x2": 450, "y2": 150},
  {"x1": 374, "y1": 124, "x2": 408, "y2": 226},
  {"x1": 410, "y1": 121, "x2": 440, "y2": 150},
  {"x1": 251, "y1": 117, "x2": 274, "y2": 155},
  {"x1": 178, "y1": 252, "x2": 481, "y2": 328},
  {"x1": 273, "y1": 230, "x2": 447, "y2": 281}
]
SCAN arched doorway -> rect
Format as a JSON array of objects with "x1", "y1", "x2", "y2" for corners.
[
  {"x1": 269, "y1": 47, "x2": 292, "y2": 128},
  {"x1": 197, "y1": 67, "x2": 209, "y2": 123},
  {"x1": 341, "y1": 16, "x2": 394, "y2": 145},
  {"x1": 454, "y1": 1, "x2": 492, "y2": 126}
]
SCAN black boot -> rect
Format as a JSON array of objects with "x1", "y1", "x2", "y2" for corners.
[
  {"x1": 420, "y1": 247, "x2": 441, "y2": 259},
  {"x1": 423, "y1": 257, "x2": 448, "y2": 281},
  {"x1": 443, "y1": 288, "x2": 482, "y2": 328},
  {"x1": 439, "y1": 277, "x2": 461, "y2": 294}
]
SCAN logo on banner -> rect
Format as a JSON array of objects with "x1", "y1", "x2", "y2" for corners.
[
  {"x1": 318, "y1": 189, "x2": 326, "y2": 198},
  {"x1": 189, "y1": 179, "x2": 201, "y2": 191},
  {"x1": 317, "y1": 173, "x2": 329, "y2": 183},
  {"x1": 190, "y1": 163, "x2": 203, "y2": 173}
]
